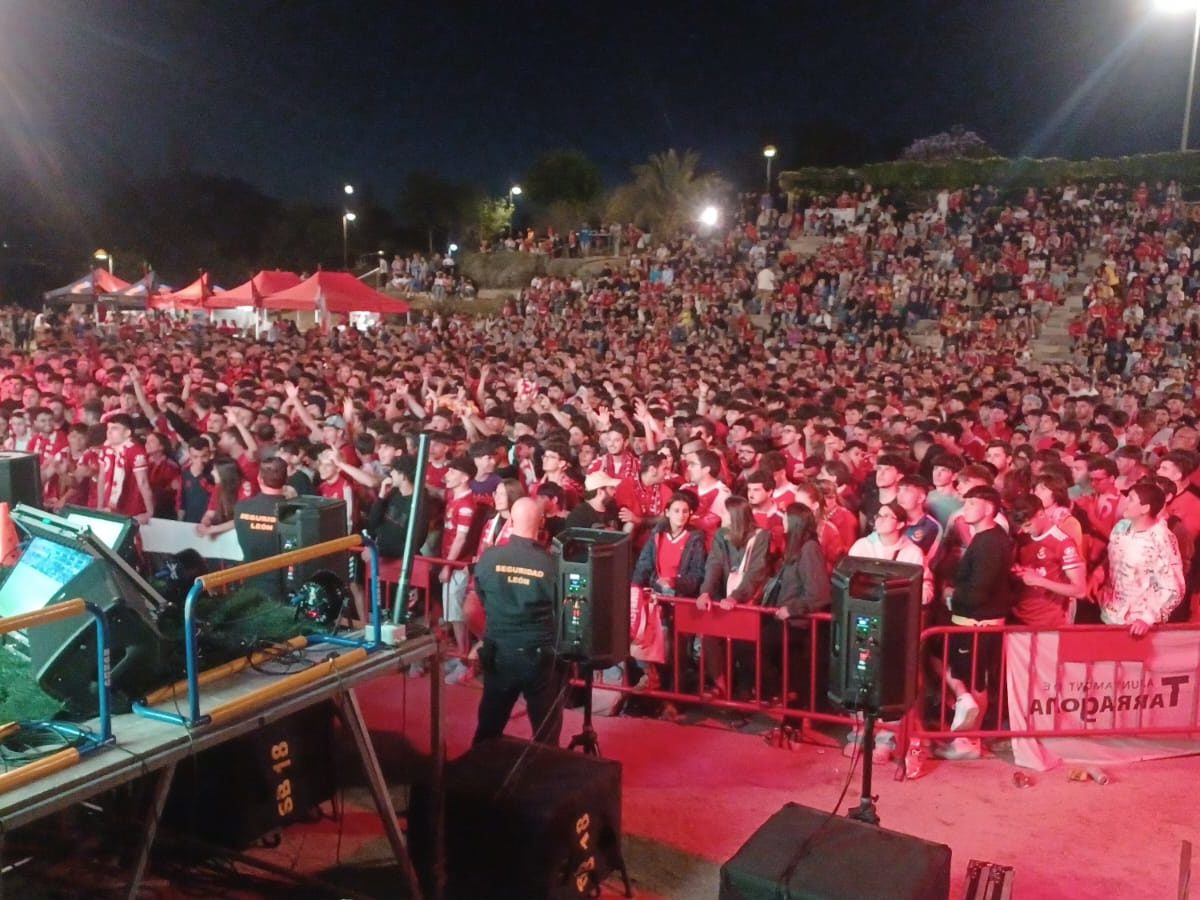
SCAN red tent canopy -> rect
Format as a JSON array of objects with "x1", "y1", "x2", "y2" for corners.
[
  {"x1": 102, "y1": 272, "x2": 171, "y2": 309},
  {"x1": 43, "y1": 268, "x2": 131, "y2": 302},
  {"x1": 260, "y1": 271, "x2": 409, "y2": 315},
  {"x1": 206, "y1": 270, "x2": 301, "y2": 310},
  {"x1": 150, "y1": 272, "x2": 211, "y2": 311}
]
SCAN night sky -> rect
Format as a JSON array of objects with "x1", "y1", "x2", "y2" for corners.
[{"x1": 0, "y1": 0, "x2": 1198, "y2": 207}]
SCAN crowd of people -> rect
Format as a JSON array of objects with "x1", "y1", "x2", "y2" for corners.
[{"x1": 5, "y1": 174, "x2": 1200, "y2": 777}]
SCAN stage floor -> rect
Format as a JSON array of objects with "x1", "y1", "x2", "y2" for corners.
[{"x1": 350, "y1": 675, "x2": 1198, "y2": 900}]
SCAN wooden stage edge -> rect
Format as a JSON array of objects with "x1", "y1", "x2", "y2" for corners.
[{"x1": 0, "y1": 633, "x2": 442, "y2": 900}]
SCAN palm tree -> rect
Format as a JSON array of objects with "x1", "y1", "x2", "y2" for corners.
[{"x1": 607, "y1": 149, "x2": 729, "y2": 239}]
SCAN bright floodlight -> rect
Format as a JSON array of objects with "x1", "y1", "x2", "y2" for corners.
[
  {"x1": 1156, "y1": 0, "x2": 1199, "y2": 12},
  {"x1": 510, "y1": 185, "x2": 522, "y2": 196},
  {"x1": 763, "y1": 144, "x2": 777, "y2": 159},
  {"x1": 699, "y1": 206, "x2": 719, "y2": 227},
  {"x1": 93, "y1": 249, "x2": 109, "y2": 260},
  {"x1": 449, "y1": 243, "x2": 459, "y2": 253},
  {"x1": 344, "y1": 184, "x2": 354, "y2": 195},
  {"x1": 344, "y1": 212, "x2": 357, "y2": 222}
]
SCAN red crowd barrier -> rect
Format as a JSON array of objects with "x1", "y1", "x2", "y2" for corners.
[
  {"x1": 581, "y1": 596, "x2": 858, "y2": 732},
  {"x1": 374, "y1": 562, "x2": 1200, "y2": 752},
  {"x1": 913, "y1": 621, "x2": 1200, "y2": 742}
]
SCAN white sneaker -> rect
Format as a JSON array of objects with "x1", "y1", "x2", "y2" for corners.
[
  {"x1": 951, "y1": 693, "x2": 980, "y2": 732},
  {"x1": 934, "y1": 737, "x2": 982, "y2": 761},
  {"x1": 443, "y1": 659, "x2": 466, "y2": 684}
]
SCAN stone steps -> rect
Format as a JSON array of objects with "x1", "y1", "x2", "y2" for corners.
[{"x1": 1027, "y1": 248, "x2": 1102, "y2": 366}]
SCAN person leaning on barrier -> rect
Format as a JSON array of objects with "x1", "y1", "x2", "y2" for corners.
[
  {"x1": 1093, "y1": 480, "x2": 1184, "y2": 637},
  {"x1": 472, "y1": 497, "x2": 564, "y2": 746},
  {"x1": 629, "y1": 492, "x2": 707, "y2": 692},
  {"x1": 936, "y1": 485, "x2": 1014, "y2": 762},
  {"x1": 760, "y1": 503, "x2": 831, "y2": 704},
  {"x1": 695, "y1": 496, "x2": 771, "y2": 701}
]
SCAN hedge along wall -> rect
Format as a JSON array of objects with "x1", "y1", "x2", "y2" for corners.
[{"x1": 777, "y1": 151, "x2": 1200, "y2": 195}]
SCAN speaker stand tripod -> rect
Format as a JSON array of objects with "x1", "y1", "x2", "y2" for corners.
[
  {"x1": 567, "y1": 662, "x2": 601, "y2": 757},
  {"x1": 847, "y1": 709, "x2": 881, "y2": 826}
]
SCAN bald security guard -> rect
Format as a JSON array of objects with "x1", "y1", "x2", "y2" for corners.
[{"x1": 473, "y1": 497, "x2": 564, "y2": 746}]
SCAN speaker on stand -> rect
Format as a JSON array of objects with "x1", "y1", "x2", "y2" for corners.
[
  {"x1": 275, "y1": 496, "x2": 349, "y2": 597},
  {"x1": 828, "y1": 556, "x2": 923, "y2": 825},
  {"x1": 551, "y1": 528, "x2": 631, "y2": 758}
]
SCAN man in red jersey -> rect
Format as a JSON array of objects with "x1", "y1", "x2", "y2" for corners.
[{"x1": 96, "y1": 413, "x2": 154, "y2": 522}]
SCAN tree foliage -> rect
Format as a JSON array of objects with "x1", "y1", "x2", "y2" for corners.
[
  {"x1": 523, "y1": 149, "x2": 603, "y2": 210},
  {"x1": 465, "y1": 196, "x2": 514, "y2": 248},
  {"x1": 606, "y1": 149, "x2": 730, "y2": 238},
  {"x1": 900, "y1": 125, "x2": 995, "y2": 161},
  {"x1": 396, "y1": 171, "x2": 477, "y2": 253},
  {"x1": 778, "y1": 150, "x2": 1200, "y2": 196}
]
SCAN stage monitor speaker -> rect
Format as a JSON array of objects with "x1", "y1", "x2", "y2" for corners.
[
  {"x1": 720, "y1": 802, "x2": 951, "y2": 900},
  {"x1": 410, "y1": 737, "x2": 623, "y2": 900},
  {"x1": 552, "y1": 528, "x2": 631, "y2": 666},
  {"x1": 0, "y1": 451, "x2": 42, "y2": 508},
  {"x1": 2, "y1": 507, "x2": 166, "y2": 718},
  {"x1": 828, "y1": 556, "x2": 922, "y2": 718},
  {"x1": 276, "y1": 496, "x2": 349, "y2": 596},
  {"x1": 161, "y1": 701, "x2": 336, "y2": 850}
]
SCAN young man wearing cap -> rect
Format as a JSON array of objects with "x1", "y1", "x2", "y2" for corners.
[
  {"x1": 441, "y1": 457, "x2": 484, "y2": 683},
  {"x1": 937, "y1": 485, "x2": 1014, "y2": 761},
  {"x1": 564, "y1": 471, "x2": 622, "y2": 531}
]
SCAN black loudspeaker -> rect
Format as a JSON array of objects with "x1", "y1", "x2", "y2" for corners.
[
  {"x1": 552, "y1": 528, "x2": 631, "y2": 666},
  {"x1": 2, "y1": 507, "x2": 165, "y2": 718},
  {"x1": 161, "y1": 702, "x2": 336, "y2": 849},
  {"x1": 828, "y1": 557, "x2": 922, "y2": 718},
  {"x1": 411, "y1": 737, "x2": 623, "y2": 900},
  {"x1": 0, "y1": 451, "x2": 42, "y2": 507},
  {"x1": 276, "y1": 496, "x2": 349, "y2": 595},
  {"x1": 720, "y1": 803, "x2": 951, "y2": 900}
]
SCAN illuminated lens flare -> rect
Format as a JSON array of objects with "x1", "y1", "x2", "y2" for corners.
[
  {"x1": 1155, "y1": 0, "x2": 1200, "y2": 13},
  {"x1": 699, "y1": 206, "x2": 719, "y2": 227}
]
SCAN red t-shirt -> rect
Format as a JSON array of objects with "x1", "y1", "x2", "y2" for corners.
[
  {"x1": 752, "y1": 506, "x2": 786, "y2": 556},
  {"x1": 654, "y1": 529, "x2": 689, "y2": 591},
  {"x1": 424, "y1": 460, "x2": 448, "y2": 493},
  {"x1": 1014, "y1": 525, "x2": 1082, "y2": 627},
  {"x1": 318, "y1": 474, "x2": 357, "y2": 534},
  {"x1": 441, "y1": 489, "x2": 479, "y2": 559},
  {"x1": 147, "y1": 456, "x2": 181, "y2": 517},
  {"x1": 206, "y1": 477, "x2": 255, "y2": 512}
]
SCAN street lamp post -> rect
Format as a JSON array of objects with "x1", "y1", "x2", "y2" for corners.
[
  {"x1": 508, "y1": 184, "x2": 522, "y2": 206},
  {"x1": 762, "y1": 145, "x2": 777, "y2": 192},
  {"x1": 1156, "y1": 0, "x2": 1200, "y2": 150},
  {"x1": 93, "y1": 249, "x2": 113, "y2": 274},
  {"x1": 342, "y1": 212, "x2": 356, "y2": 269}
]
